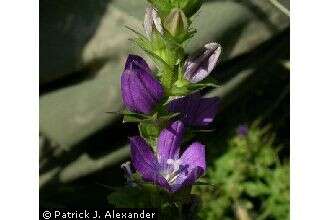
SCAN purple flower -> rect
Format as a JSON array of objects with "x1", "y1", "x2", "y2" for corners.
[
  {"x1": 121, "y1": 54, "x2": 164, "y2": 114},
  {"x1": 130, "y1": 121, "x2": 206, "y2": 192},
  {"x1": 184, "y1": 42, "x2": 222, "y2": 83},
  {"x1": 168, "y1": 93, "x2": 220, "y2": 126}
]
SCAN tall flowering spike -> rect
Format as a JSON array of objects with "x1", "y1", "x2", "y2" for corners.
[
  {"x1": 121, "y1": 54, "x2": 164, "y2": 114},
  {"x1": 184, "y1": 42, "x2": 222, "y2": 83},
  {"x1": 144, "y1": 6, "x2": 164, "y2": 38},
  {"x1": 130, "y1": 121, "x2": 206, "y2": 193},
  {"x1": 168, "y1": 92, "x2": 220, "y2": 126}
]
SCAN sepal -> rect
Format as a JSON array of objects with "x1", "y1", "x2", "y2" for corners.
[{"x1": 147, "y1": 0, "x2": 203, "y2": 18}]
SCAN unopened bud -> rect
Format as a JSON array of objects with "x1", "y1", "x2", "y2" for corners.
[
  {"x1": 184, "y1": 42, "x2": 222, "y2": 83},
  {"x1": 121, "y1": 161, "x2": 133, "y2": 177},
  {"x1": 144, "y1": 6, "x2": 163, "y2": 38},
  {"x1": 121, "y1": 54, "x2": 164, "y2": 114},
  {"x1": 121, "y1": 161, "x2": 137, "y2": 187},
  {"x1": 164, "y1": 8, "x2": 188, "y2": 37}
]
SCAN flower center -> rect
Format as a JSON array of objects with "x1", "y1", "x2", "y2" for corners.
[{"x1": 162, "y1": 159, "x2": 182, "y2": 185}]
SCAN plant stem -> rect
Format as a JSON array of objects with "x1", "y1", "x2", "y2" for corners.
[{"x1": 268, "y1": 0, "x2": 290, "y2": 17}]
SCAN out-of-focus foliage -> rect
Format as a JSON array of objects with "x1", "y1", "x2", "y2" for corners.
[{"x1": 194, "y1": 122, "x2": 289, "y2": 220}]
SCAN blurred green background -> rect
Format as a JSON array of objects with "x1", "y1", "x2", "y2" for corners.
[{"x1": 40, "y1": 0, "x2": 289, "y2": 219}]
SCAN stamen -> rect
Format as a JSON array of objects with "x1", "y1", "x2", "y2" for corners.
[
  {"x1": 167, "y1": 158, "x2": 182, "y2": 172},
  {"x1": 163, "y1": 159, "x2": 183, "y2": 184}
]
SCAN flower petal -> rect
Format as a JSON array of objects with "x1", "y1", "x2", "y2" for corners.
[
  {"x1": 180, "y1": 142, "x2": 206, "y2": 176},
  {"x1": 170, "y1": 167, "x2": 205, "y2": 192},
  {"x1": 121, "y1": 71, "x2": 153, "y2": 113},
  {"x1": 193, "y1": 97, "x2": 220, "y2": 125},
  {"x1": 130, "y1": 136, "x2": 169, "y2": 189},
  {"x1": 157, "y1": 121, "x2": 185, "y2": 168},
  {"x1": 124, "y1": 54, "x2": 151, "y2": 73},
  {"x1": 168, "y1": 93, "x2": 220, "y2": 126},
  {"x1": 170, "y1": 142, "x2": 206, "y2": 192},
  {"x1": 121, "y1": 55, "x2": 164, "y2": 114}
]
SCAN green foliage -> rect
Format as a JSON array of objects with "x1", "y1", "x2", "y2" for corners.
[
  {"x1": 121, "y1": 111, "x2": 150, "y2": 123},
  {"x1": 194, "y1": 122, "x2": 289, "y2": 220},
  {"x1": 139, "y1": 122, "x2": 161, "y2": 150},
  {"x1": 108, "y1": 183, "x2": 196, "y2": 220},
  {"x1": 137, "y1": 111, "x2": 180, "y2": 150},
  {"x1": 108, "y1": 184, "x2": 166, "y2": 208},
  {"x1": 131, "y1": 29, "x2": 186, "y2": 93},
  {"x1": 147, "y1": 0, "x2": 203, "y2": 18}
]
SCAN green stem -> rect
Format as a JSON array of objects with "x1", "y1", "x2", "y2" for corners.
[{"x1": 268, "y1": 0, "x2": 290, "y2": 17}]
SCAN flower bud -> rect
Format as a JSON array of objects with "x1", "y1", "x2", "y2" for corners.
[
  {"x1": 164, "y1": 8, "x2": 188, "y2": 38},
  {"x1": 184, "y1": 42, "x2": 222, "y2": 83},
  {"x1": 121, "y1": 54, "x2": 164, "y2": 114},
  {"x1": 144, "y1": 6, "x2": 164, "y2": 38},
  {"x1": 121, "y1": 161, "x2": 137, "y2": 187}
]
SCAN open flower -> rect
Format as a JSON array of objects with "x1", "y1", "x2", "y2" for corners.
[
  {"x1": 168, "y1": 92, "x2": 220, "y2": 126},
  {"x1": 121, "y1": 54, "x2": 164, "y2": 114},
  {"x1": 130, "y1": 121, "x2": 206, "y2": 192},
  {"x1": 184, "y1": 42, "x2": 222, "y2": 83}
]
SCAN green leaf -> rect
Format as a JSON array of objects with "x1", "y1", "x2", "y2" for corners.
[
  {"x1": 188, "y1": 77, "x2": 221, "y2": 90},
  {"x1": 143, "y1": 49, "x2": 173, "y2": 75},
  {"x1": 147, "y1": 0, "x2": 202, "y2": 18},
  {"x1": 170, "y1": 186, "x2": 192, "y2": 202},
  {"x1": 139, "y1": 122, "x2": 161, "y2": 151},
  {"x1": 244, "y1": 181, "x2": 270, "y2": 197},
  {"x1": 107, "y1": 110, "x2": 151, "y2": 123},
  {"x1": 158, "y1": 112, "x2": 181, "y2": 121},
  {"x1": 123, "y1": 115, "x2": 145, "y2": 123},
  {"x1": 188, "y1": 83, "x2": 220, "y2": 91},
  {"x1": 107, "y1": 109, "x2": 145, "y2": 116},
  {"x1": 108, "y1": 183, "x2": 170, "y2": 208},
  {"x1": 107, "y1": 186, "x2": 154, "y2": 208},
  {"x1": 147, "y1": 0, "x2": 172, "y2": 17},
  {"x1": 169, "y1": 84, "x2": 189, "y2": 96},
  {"x1": 180, "y1": 0, "x2": 203, "y2": 17},
  {"x1": 125, "y1": 25, "x2": 147, "y2": 40},
  {"x1": 193, "y1": 181, "x2": 216, "y2": 188}
]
